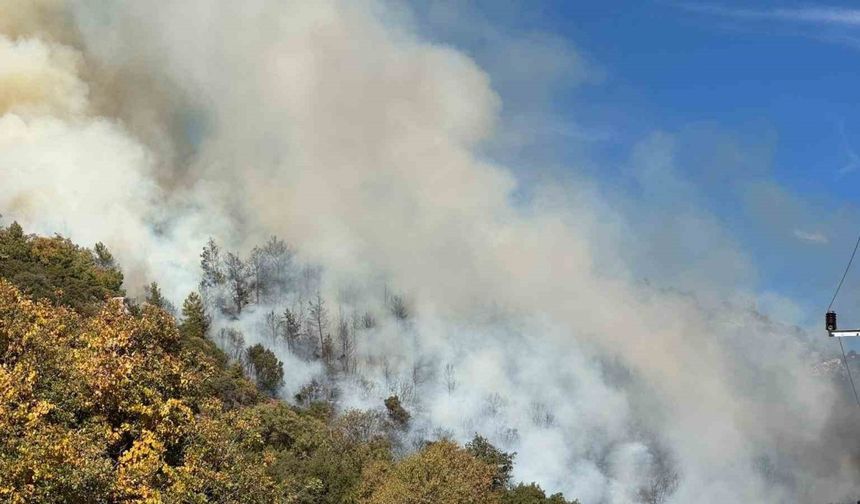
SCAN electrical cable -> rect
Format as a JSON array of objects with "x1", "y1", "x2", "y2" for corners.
[
  {"x1": 837, "y1": 337, "x2": 860, "y2": 410},
  {"x1": 828, "y1": 231, "x2": 860, "y2": 410},
  {"x1": 828, "y1": 233, "x2": 860, "y2": 312}
]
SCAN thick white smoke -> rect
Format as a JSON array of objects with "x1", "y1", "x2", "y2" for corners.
[
  {"x1": 0, "y1": 1, "x2": 857, "y2": 502},
  {"x1": 0, "y1": 2, "x2": 228, "y2": 301}
]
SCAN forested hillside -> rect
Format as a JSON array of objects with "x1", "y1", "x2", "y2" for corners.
[{"x1": 0, "y1": 222, "x2": 577, "y2": 503}]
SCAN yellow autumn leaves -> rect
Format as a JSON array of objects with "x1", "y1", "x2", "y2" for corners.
[
  {"x1": 0, "y1": 219, "x2": 580, "y2": 504},
  {"x1": 0, "y1": 279, "x2": 511, "y2": 503}
]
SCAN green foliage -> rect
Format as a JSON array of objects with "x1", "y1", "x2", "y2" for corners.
[
  {"x1": 0, "y1": 279, "x2": 282, "y2": 502},
  {"x1": 177, "y1": 322, "x2": 262, "y2": 410},
  {"x1": 357, "y1": 441, "x2": 498, "y2": 504},
  {"x1": 93, "y1": 241, "x2": 116, "y2": 269},
  {"x1": 145, "y1": 281, "x2": 166, "y2": 308},
  {"x1": 206, "y1": 361, "x2": 263, "y2": 409},
  {"x1": 0, "y1": 222, "x2": 124, "y2": 313},
  {"x1": 179, "y1": 291, "x2": 209, "y2": 339},
  {"x1": 384, "y1": 395, "x2": 410, "y2": 428},
  {"x1": 247, "y1": 344, "x2": 285, "y2": 396},
  {"x1": 501, "y1": 483, "x2": 579, "y2": 504},
  {"x1": 467, "y1": 434, "x2": 515, "y2": 491}
]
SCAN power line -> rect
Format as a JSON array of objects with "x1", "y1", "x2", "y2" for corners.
[
  {"x1": 828, "y1": 232, "x2": 860, "y2": 312},
  {"x1": 828, "y1": 231, "x2": 860, "y2": 410},
  {"x1": 838, "y1": 337, "x2": 860, "y2": 410}
]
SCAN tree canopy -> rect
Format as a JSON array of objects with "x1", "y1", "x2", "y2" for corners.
[
  {"x1": 0, "y1": 225, "x2": 580, "y2": 503},
  {"x1": 0, "y1": 222, "x2": 124, "y2": 313}
]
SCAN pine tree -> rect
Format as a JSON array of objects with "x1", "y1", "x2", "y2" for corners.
[
  {"x1": 225, "y1": 252, "x2": 250, "y2": 315},
  {"x1": 179, "y1": 292, "x2": 209, "y2": 339},
  {"x1": 7, "y1": 220, "x2": 23, "y2": 240},
  {"x1": 93, "y1": 242, "x2": 116, "y2": 269},
  {"x1": 246, "y1": 344, "x2": 284, "y2": 396},
  {"x1": 200, "y1": 238, "x2": 225, "y2": 290},
  {"x1": 337, "y1": 315, "x2": 353, "y2": 373},
  {"x1": 145, "y1": 282, "x2": 166, "y2": 308},
  {"x1": 263, "y1": 236, "x2": 293, "y2": 298},
  {"x1": 281, "y1": 308, "x2": 302, "y2": 354},
  {"x1": 308, "y1": 292, "x2": 328, "y2": 361},
  {"x1": 389, "y1": 295, "x2": 410, "y2": 321},
  {"x1": 248, "y1": 246, "x2": 267, "y2": 304}
]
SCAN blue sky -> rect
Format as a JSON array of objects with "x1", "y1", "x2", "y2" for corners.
[{"x1": 410, "y1": 1, "x2": 860, "y2": 339}]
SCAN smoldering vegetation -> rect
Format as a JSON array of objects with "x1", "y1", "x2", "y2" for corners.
[
  {"x1": 181, "y1": 235, "x2": 692, "y2": 501},
  {"x1": 173, "y1": 234, "x2": 860, "y2": 504}
]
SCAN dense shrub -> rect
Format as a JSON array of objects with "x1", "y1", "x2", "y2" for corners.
[{"x1": 0, "y1": 222, "x2": 124, "y2": 313}]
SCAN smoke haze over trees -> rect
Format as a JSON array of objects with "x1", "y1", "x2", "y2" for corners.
[{"x1": 0, "y1": 222, "x2": 580, "y2": 503}]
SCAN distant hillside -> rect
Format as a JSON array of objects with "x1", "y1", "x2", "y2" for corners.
[{"x1": 0, "y1": 222, "x2": 576, "y2": 504}]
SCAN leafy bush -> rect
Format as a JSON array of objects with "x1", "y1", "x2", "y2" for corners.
[
  {"x1": 384, "y1": 395, "x2": 410, "y2": 428},
  {"x1": 467, "y1": 434, "x2": 515, "y2": 491},
  {"x1": 502, "y1": 483, "x2": 580, "y2": 504},
  {"x1": 357, "y1": 441, "x2": 498, "y2": 504},
  {"x1": 247, "y1": 344, "x2": 285, "y2": 396},
  {"x1": 0, "y1": 222, "x2": 124, "y2": 313}
]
